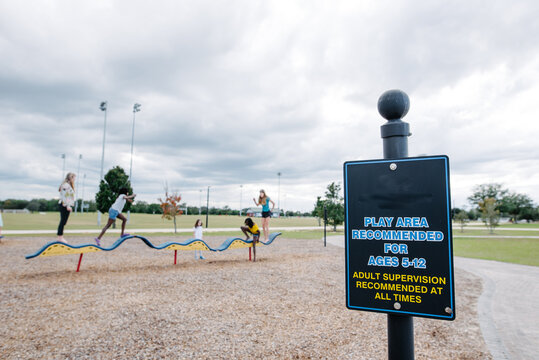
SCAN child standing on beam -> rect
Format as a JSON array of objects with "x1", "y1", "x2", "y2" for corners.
[
  {"x1": 253, "y1": 189, "x2": 275, "y2": 242},
  {"x1": 95, "y1": 188, "x2": 136, "y2": 246}
]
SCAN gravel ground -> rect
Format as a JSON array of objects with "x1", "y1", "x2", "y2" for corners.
[{"x1": 0, "y1": 236, "x2": 491, "y2": 359}]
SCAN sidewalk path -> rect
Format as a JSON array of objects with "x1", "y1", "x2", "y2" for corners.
[
  {"x1": 326, "y1": 235, "x2": 539, "y2": 360},
  {"x1": 454, "y1": 257, "x2": 539, "y2": 360}
]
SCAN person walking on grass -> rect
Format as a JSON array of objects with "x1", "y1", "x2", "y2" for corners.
[
  {"x1": 193, "y1": 219, "x2": 205, "y2": 260},
  {"x1": 253, "y1": 189, "x2": 275, "y2": 242},
  {"x1": 57, "y1": 172, "x2": 76, "y2": 243},
  {"x1": 95, "y1": 188, "x2": 136, "y2": 246}
]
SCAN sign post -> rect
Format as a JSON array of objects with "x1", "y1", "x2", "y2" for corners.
[
  {"x1": 324, "y1": 203, "x2": 327, "y2": 247},
  {"x1": 344, "y1": 90, "x2": 455, "y2": 360}
]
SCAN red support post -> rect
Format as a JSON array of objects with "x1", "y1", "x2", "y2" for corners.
[
  {"x1": 76, "y1": 253, "x2": 83, "y2": 272},
  {"x1": 174, "y1": 250, "x2": 177, "y2": 265}
]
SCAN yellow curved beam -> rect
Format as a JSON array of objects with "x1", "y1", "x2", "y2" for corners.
[{"x1": 40, "y1": 243, "x2": 101, "y2": 257}]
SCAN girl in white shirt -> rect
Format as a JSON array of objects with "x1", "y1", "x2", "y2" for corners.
[
  {"x1": 95, "y1": 188, "x2": 136, "y2": 246},
  {"x1": 193, "y1": 219, "x2": 205, "y2": 260}
]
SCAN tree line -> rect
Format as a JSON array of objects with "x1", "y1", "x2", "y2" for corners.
[
  {"x1": 311, "y1": 181, "x2": 539, "y2": 233},
  {"x1": 454, "y1": 183, "x2": 539, "y2": 233}
]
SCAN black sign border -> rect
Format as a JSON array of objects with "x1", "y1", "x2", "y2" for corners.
[{"x1": 344, "y1": 155, "x2": 455, "y2": 320}]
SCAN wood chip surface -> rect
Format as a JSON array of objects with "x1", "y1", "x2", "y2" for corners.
[{"x1": 0, "y1": 236, "x2": 491, "y2": 359}]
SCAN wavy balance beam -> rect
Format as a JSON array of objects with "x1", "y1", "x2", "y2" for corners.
[{"x1": 25, "y1": 232, "x2": 282, "y2": 272}]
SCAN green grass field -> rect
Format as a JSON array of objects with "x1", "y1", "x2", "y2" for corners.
[
  {"x1": 453, "y1": 237, "x2": 539, "y2": 266},
  {"x1": 1, "y1": 212, "x2": 320, "y2": 230}
]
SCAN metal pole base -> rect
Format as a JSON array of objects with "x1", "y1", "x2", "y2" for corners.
[{"x1": 387, "y1": 314, "x2": 414, "y2": 360}]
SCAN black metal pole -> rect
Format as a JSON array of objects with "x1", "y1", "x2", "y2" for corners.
[
  {"x1": 323, "y1": 204, "x2": 327, "y2": 247},
  {"x1": 378, "y1": 89, "x2": 414, "y2": 360},
  {"x1": 206, "y1": 186, "x2": 210, "y2": 228}
]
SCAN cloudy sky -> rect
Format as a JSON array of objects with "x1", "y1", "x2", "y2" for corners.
[{"x1": 1, "y1": 0, "x2": 538, "y2": 212}]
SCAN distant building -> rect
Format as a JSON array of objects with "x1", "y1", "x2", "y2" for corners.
[
  {"x1": 3, "y1": 209, "x2": 30, "y2": 214},
  {"x1": 245, "y1": 207, "x2": 282, "y2": 218}
]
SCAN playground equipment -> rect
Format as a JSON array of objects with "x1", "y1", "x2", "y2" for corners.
[{"x1": 25, "y1": 232, "x2": 281, "y2": 272}]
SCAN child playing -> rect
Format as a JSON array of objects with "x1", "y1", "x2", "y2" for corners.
[
  {"x1": 241, "y1": 217, "x2": 261, "y2": 241},
  {"x1": 95, "y1": 188, "x2": 136, "y2": 246},
  {"x1": 241, "y1": 217, "x2": 261, "y2": 261},
  {"x1": 193, "y1": 219, "x2": 205, "y2": 260}
]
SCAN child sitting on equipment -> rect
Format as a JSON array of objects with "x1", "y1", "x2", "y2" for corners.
[
  {"x1": 241, "y1": 217, "x2": 260, "y2": 242},
  {"x1": 95, "y1": 188, "x2": 136, "y2": 246}
]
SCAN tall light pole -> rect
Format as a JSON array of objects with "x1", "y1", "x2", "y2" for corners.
[
  {"x1": 61, "y1": 153, "x2": 66, "y2": 180},
  {"x1": 277, "y1": 172, "x2": 282, "y2": 216},
  {"x1": 75, "y1": 154, "x2": 82, "y2": 213},
  {"x1": 199, "y1": 189, "x2": 202, "y2": 215},
  {"x1": 98, "y1": 101, "x2": 107, "y2": 225},
  {"x1": 239, "y1": 184, "x2": 243, "y2": 216},
  {"x1": 128, "y1": 103, "x2": 141, "y2": 223},
  {"x1": 205, "y1": 186, "x2": 210, "y2": 228},
  {"x1": 129, "y1": 103, "x2": 141, "y2": 181},
  {"x1": 81, "y1": 173, "x2": 86, "y2": 213}
]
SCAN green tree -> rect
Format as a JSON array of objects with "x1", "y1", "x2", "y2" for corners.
[
  {"x1": 313, "y1": 196, "x2": 324, "y2": 226},
  {"x1": 315, "y1": 182, "x2": 344, "y2": 231},
  {"x1": 86, "y1": 200, "x2": 97, "y2": 212},
  {"x1": 45, "y1": 199, "x2": 59, "y2": 211},
  {"x1": 468, "y1": 183, "x2": 508, "y2": 210},
  {"x1": 2, "y1": 199, "x2": 29, "y2": 209},
  {"x1": 131, "y1": 201, "x2": 149, "y2": 213},
  {"x1": 95, "y1": 166, "x2": 133, "y2": 214},
  {"x1": 26, "y1": 200, "x2": 42, "y2": 213},
  {"x1": 454, "y1": 211, "x2": 469, "y2": 232},
  {"x1": 499, "y1": 193, "x2": 535, "y2": 222},
  {"x1": 519, "y1": 206, "x2": 539, "y2": 222},
  {"x1": 467, "y1": 208, "x2": 480, "y2": 220},
  {"x1": 187, "y1": 206, "x2": 200, "y2": 215},
  {"x1": 479, "y1": 197, "x2": 499, "y2": 234},
  {"x1": 148, "y1": 203, "x2": 163, "y2": 214}
]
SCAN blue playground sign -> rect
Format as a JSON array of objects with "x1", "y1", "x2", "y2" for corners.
[{"x1": 344, "y1": 156, "x2": 455, "y2": 320}]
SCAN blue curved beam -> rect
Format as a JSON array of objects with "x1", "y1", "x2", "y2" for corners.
[{"x1": 25, "y1": 232, "x2": 282, "y2": 259}]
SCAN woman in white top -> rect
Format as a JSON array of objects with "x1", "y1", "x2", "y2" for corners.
[
  {"x1": 57, "y1": 172, "x2": 76, "y2": 243},
  {"x1": 95, "y1": 187, "x2": 136, "y2": 246},
  {"x1": 193, "y1": 219, "x2": 205, "y2": 260}
]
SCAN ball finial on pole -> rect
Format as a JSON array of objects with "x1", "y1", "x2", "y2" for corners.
[
  {"x1": 378, "y1": 89, "x2": 410, "y2": 120},
  {"x1": 378, "y1": 89, "x2": 411, "y2": 159}
]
